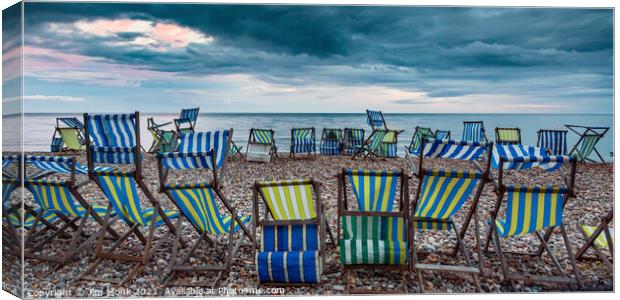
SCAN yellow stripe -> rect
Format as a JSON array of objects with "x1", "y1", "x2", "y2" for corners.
[
  {"x1": 421, "y1": 176, "x2": 446, "y2": 217},
  {"x1": 282, "y1": 185, "x2": 294, "y2": 219},
  {"x1": 303, "y1": 184, "x2": 316, "y2": 218},
  {"x1": 122, "y1": 176, "x2": 143, "y2": 225},
  {"x1": 102, "y1": 176, "x2": 128, "y2": 220},
  {"x1": 536, "y1": 192, "x2": 545, "y2": 231},
  {"x1": 203, "y1": 187, "x2": 225, "y2": 233},
  {"x1": 57, "y1": 186, "x2": 77, "y2": 216},
  {"x1": 175, "y1": 190, "x2": 205, "y2": 232},
  {"x1": 548, "y1": 193, "x2": 557, "y2": 226},
  {"x1": 431, "y1": 177, "x2": 459, "y2": 219},
  {"x1": 521, "y1": 192, "x2": 533, "y2": 235},
  {"x1": 363, "y1": 173, "x2": 371, "y2": 210},
  {"x1": 440, "y1": 178, "x2": 471, "y2": 219},
  {"x1": 508, "y1": 191, "x2": 520, "y2": 236}
]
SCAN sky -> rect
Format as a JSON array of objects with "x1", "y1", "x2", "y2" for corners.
[{"x1": 2, "y1": 3, "x2": 614, "y2": 114}]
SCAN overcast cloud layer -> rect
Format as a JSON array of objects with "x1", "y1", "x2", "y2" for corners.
[{"x1": 7, "y1": 3, "x2": 613, "y2": 113}]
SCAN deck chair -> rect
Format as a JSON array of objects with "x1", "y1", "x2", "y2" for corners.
[
  {"x1": 320, "y1": 128, "x2": 343, "y2": 155},
  {"x1": 366, "y1": 109, "x2": 387, "y2": 130},
  {"x1": 79, "y1": 112, "x2": 182, "y2": 286},
  {"x1": 486, "y1": 148, "x2": 580, "y2": 290},
  {"x1": 253, "y1": 179, "x2": 334, "y2": 286},
  {"x1": 337, "y1": 169, "x2": 409, "y2": 293},
  {"x1": 575, "y1": 210, "x2": 613, "y2": 273},
  {"x1": 404, "y1": 127, "x2": 433, "y2": 157},
  {"x1": 377, "y1": 130, "x2": 401, "y2": 158},
  {"x1": 157, "y1": 149, "x2": 253, "y2": 286},
  {"x1": 566, "y1": 124, "x2": 610, "y2": 163},
  {"x1": 174, "y1": 107, "x2": 200, "y2": 134},
  {"x1": 246, "y1": 128, "x2": 277, "y2": 163},
  {"x1": 410, "y1": 139, "x2": 492, "y2": 292},
  {"x1": 50, "y1": 117, "x2": 87, "y2": 152},
  {"x1": 495, "y1": 127, "x2": 521, "y2": 145},
  {"x1": 462, "y1": 121, "x2": 488, "y2": 143},
  {"x1": 229, "y1": 140, "x2": 244, "y2": 160},
  {"x1": 290, "y1": 127, "x2": 316, "y2": 158},
  {"x1": 21, "y1": 157, "x2": 120, "y2": 270},
  {"x1": 50, "y1": 137, "x2": 63, "y2": 152},
  {"x1": 343, "y1": 128, "x2": 365, "y2": 155},
  {"x1": 352, "y1": 129, "x2": 399, "y2": 160},
  {"x1": 147, "y1": 117, "x2": 178, "y2": 153},
  {"x1": 537, "y1": 129, "x2": 568, "y2": 155},
  {"x1": 435, "y1": 130, "x2": 451, "y2": 141}
]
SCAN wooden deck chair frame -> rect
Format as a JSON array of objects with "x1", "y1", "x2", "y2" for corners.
[
  {"x1": 157, "y1": 150, "x2": 255, "y2": 287},
  {"x1": 337, "y1": 168, "x2": 410, "y2": 294},
  {"x1": 290, "y1": 127, "x2": 317, "y2": 158},
  {"x1": 410, "y1": 139, "x2": 493, "y2": 292},
  {"x1": 537, "y1": 129, "x2": 568, "y2": 156},
  {"x1": 484, "y1": 156, "x2": 580, "y2": 290},
  {"x1": 319, "y1": 128, "x2": 343, "y2": 155},
  {"x1": 565, "y1": 124, "x2": 610, "y2": 163},
  {"x1": 343, "y1": 128, "x2": 365, "y2": 156},
  {"x1": 252, "y1": 179, "x2": 334, "y2": 287},
  {"x1": 174, "y1": 107, "x2": 200, "y2": 134},
  {"x1": 575, "y1": 210, "x2": 613, "y2": 273},
  {"x1": 246, "y1": 128, "x2": 278, "y2": 160},
  {"x1": 146, "y1": 117, "x2": 177, "y2": 153},
  {"x1": 80, "y1": 111, "x2": 184, "y2": 286},
  {"x1": 462, "y1": 121, "x2": 488, "y2": 143},
  {"x1": 495, "y1": 127, "x2": 521, "y2": 145}
]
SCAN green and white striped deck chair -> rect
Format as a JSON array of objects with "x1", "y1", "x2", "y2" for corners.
[
  {"x1": 495, "y1": 127, "x2": 521, "y2": 145},
  {"x1": 566, "y1": 124, "x2": 609, "y2": 163},
  {"x1": 343, "y1": 128, "x2": 365, "y2": 155},
  {"x1": 405, "y1": 127, "x2": 433, "y2": 156},
  {"x1": 157, "y1": 149, "x2": 253, "y2": 286},
  {"x1": 576, "y1": 210, "x2": 613, "y2": 273},
  {"x1": 337, "y1": 169, "x2": 409, "y2": 293},
  {"x1": 253, "y1": 179, "x2": 333, "y2": 285},
  {"x1": 352, "y1": 129, "x2": 386, "y2": 160},
  {"x1": 147, "y1": 117, "x2": 177, "y2": 153},
  {"x1": 246, "y1": 128, "x2": 278, "y2": 163}
]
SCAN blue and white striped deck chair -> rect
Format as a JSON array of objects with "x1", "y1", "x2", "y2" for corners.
[
  {"x1": 405, "y1": 127, "x2": 433, "y2": 157},
  {"x1": 254, "y1": 179, "x2": 328, "y2": 285},
  {"x1": 338, "y1": 169, "x2": 409, "y2": 293},
  {"x1": 492, "y1": 144, "x2": 570, "y2": 172},
  {"x1": 343, "y1": 128, "x2": 365, "y2": 155},
  {"x1": 366, "y1": 109, "x2": 387, "y2": 130},
  {"x1": 320, "y1": 128, "x2": 343, "y2": 155},
  {"x1": 488, "y1": 185, "x2": 581, "y2": 289},
  {"x1": 290, "y1": 127, "x2": 316, "y2": 157},
  {"x1": 158, "y1": 149, "x2": 252, "y2": 286},
  {"x1": 85, "y1": 113, "x2": 139, "y2": 166},
  {"x1": 58, "y1": 117, "x2": 85, "y2": 130},
  {"x1": 537, "y1": 129, "x2": 568, "y2": 156},
  {"x1": 246, "y1": 128, "x2": 277, "y2": 163},
  {"x1": 411, "y1": 138, "x2": 492, "y2": 292},
  {"x1": 26, "y1": 155, "x2": 112, "y2": 176},
  {"x1": 435, "y1": 130, "x2": 451, "y2": 141},
  {"x1": 174, "y1": 107, "x2": 200, "y2": 134},
  {"x1": 462, "y1": 121, "x2": 488, "y2": 143}
]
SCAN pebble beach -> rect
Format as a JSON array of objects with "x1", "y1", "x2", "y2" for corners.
[{"x1": 3, "y1": 151, "x2": 614, "y2": 296}]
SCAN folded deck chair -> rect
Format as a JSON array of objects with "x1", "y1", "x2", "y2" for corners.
[
  {"x1": 157, "y1": 149, "x2": 253, "y2": 286},
  {"x1": 495, "y1": 127, "x2": 521, "y2": 145},
  {"x1": 411, "y1": 139, "x2": 492, "y2": 292},
  {"x1": 290, "y1": 127, "x2": 316, "y2": 158},
  {"x1": 435, "y1": 130, "x2": 451, "y2": 141},
  {"x1": 486, "y1": 149, "x2": 580, "y2": 290},
  {"x1": 566, "y1": 124, "x2": 610, "y2": 163},
  {"x1": 174, "y1": 107, "x2": 200, "y2": 134},
  {"x1": 253, "y1": 179, "x2": 334, "y2": 286},
  {"x1": 537, "y1": 129, "x2": 568, "y2": 156},
  {"x1": 366, "y1": 109, "x2": 387, "y2": 131},
  {"x1": 80, "y1": 112, "x2": 182, "y2": 286},
  {"x1": 462, "y1": 121, "x2": 488, "y2": 143},
  {"x1": 405, "y1": 127, "x2": 433, "y2": 157},
  {"x1": 575, "y1": 210, "x2": 613, "y2": 273},
  {"x1": 337, "y1": 169, "x2": 409, "y2": 293},
  {"x1": 320, "y1": 128, "x2": 343, "y2": 155},
  {"x1": 147, "y1": 117, "x2": 177, "y2": 153},
  {"x1": 246, "y1": 128, "x2": 277, "y2": 163},
  {"x1": 229, "y1": 140, "x2": 244, "y2": 160},
  {"x1": 343, "y1": 128, "x2": 365, "y2": 155}
]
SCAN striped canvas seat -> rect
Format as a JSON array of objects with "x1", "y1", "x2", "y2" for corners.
[
  {"x1": 50, "y1": 137, "x2": 64, "y2": 152},
  {"x1": 462, "y1": 121, "x2": 487, "y2": 143},
  {"x1": 344, "y1": 128, "x2": 365, "y2": 155},
  {"x1": 164, "y1": 183, "x2": 250, "y2": 235},
  {"x1": 320, "y1": 128, "x2": 342, "y2": 155},
  {"x1": 346, "y1": 169, "x2": 399, "y2": 212},
  {"x1": 162, "y1": 131, "x2": 229, "y2": 170},
  {"x1": 495, "y1": 128, "x2": 521, "y2": 145},
  {"x1": 291, "y1": 128, "x2": 315, "y2": 154},
  {"x1": 537, "y1": 130, "x2": 568, "y2": 155},
  {"x1": 58, "y1": 117, "x2": 85, "y2": 129},
  {"x1": 2, "y1": 181, "x2": 60, "y2": 228},
  {"x1": 86, "y1": 114, "x2": 138, "y2": 164},
  {"x1": 435, "y1": 130, "x2": 450, "y2": 141},
  {"x1": 26, "y1": 155, "x2": 111, "y2": 175},
  {"x1": 366, "y1": 109, "x2": 385, "y2": 129},
  {"x1": 581, "y1": 225, "x2": 614, "y2": 248},
  {"x1": 414, "y1": 170, "x2": 482, "y2": 230},
  {"x1": 258, "y1": 180, "x2": 317, "y2": 220},
  {"x1": 174, "y1": 108, "x2": 200, "y2": 134},
  {"x1": 252, "y1": 129, "x2": 274, "y2": 144},
  {"x1": 566, "y1": 125, "x2": 609, "y2": 163},
  {"x1": 422, "y1": 139, "x2": 487, "y2": 161},
  {"x1": 407, "y1": 127, "x2": 433, "y2": 155},
  {"x1": 494, "y1": 186, "x2": 566, "y2": 237},
  {"x1": 26, "y1": 179, "x2": 112, "y2": 218},
  {"x1": 492, "y1": 144, "x2": 571, "y2": 172},
  {"x1": 97, "y1": 172, "x2": 178, "y2": 227},
  {"x1": 577, "y1": 134, "x2": 601, "y2": 160},
  {"x1": 377, "y1": 130, "x2": 398, "y2": 158}
]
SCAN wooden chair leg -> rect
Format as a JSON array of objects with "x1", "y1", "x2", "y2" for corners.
[{"x1": 560, "y1": 225, "x2": 582, "y2": 289}]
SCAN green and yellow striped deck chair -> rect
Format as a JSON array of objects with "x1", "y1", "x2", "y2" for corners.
[
  {"x1": 337, "y1": 169, "x2": 409, "y2": 293},
  {"x1": 566, "y1": 124, "x2": 609, "y2": 163},
  {"x1": 495, "y1": 127, "x2": 521, "y2": 145},
  {"x1": 575, "y1": 210, "x2": 613, "y2": 273},
  {"x1": 58, "y1": 128, "x2": 86, "y2": 151},
  {"x1": 254, "y1": 179, "x2": 332, "y2": 285},
  {"x1": 488, "y1": 185, "x2": 581, "y2": 289}
]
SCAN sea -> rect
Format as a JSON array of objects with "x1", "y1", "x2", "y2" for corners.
[{"x1": 2, "y1": 113, "x2": 614, "y2": 160}]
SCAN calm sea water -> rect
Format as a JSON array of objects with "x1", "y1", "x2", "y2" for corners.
[{"x1": 3, "y1": 113, "x2": 614, "y2": 160}]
